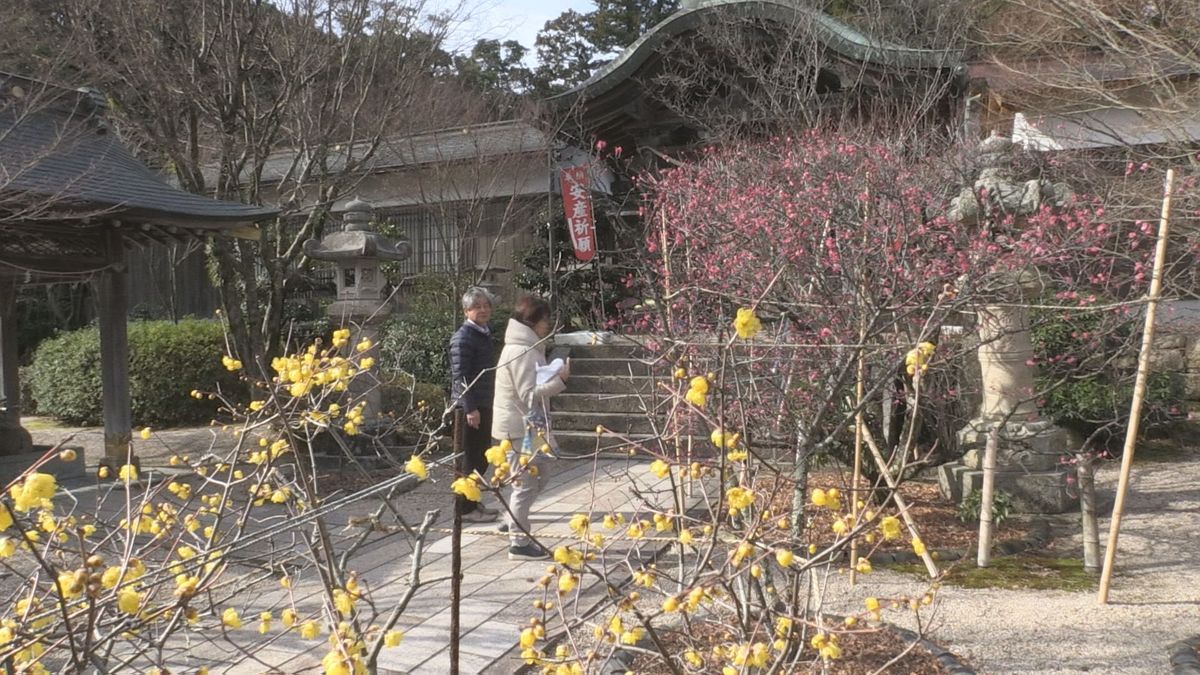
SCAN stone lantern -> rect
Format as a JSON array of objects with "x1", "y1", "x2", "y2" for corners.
[
  {"x1": 303, "y1": 197, "x2": 410, "y2": 416},
  {"x1": 937, "y1": 132, "x2": 1076, "y2": 514}
]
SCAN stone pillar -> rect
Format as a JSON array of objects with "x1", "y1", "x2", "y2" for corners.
[
  {"x1": 0, "y1": 278, "x2": 33, "y2": 455},
  {"x1": 957, "y1": 304, "x2": 1066, "y2": 472},
  {"x1": 96, "y1": 229, "x2": 133, "y2": 467}
]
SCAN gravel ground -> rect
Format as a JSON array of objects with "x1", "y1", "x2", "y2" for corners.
[{"x1": 825, "y1": 446, "x2": 1200, "y2": 675}]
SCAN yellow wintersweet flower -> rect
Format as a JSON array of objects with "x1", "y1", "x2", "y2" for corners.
[
  {"x1": 775, "y1": 548, "x2": 794, "y2": 567},
  {"x1": 557, "y1": 573, "x2": 577, "y2": 593},
  {"x1": 880, "y1": 515, "x2": 902, "y2": 541},
  {"x1": 856, "y1": 558, "x2": 873, "y2": 574},
  {"x1": 333, "y1": 589, "x2": 354, "y2": 615},
  {"x1": 356, "y1": 338, "x2": 373, "y2": 353},
  {"x1": 688, "y1": 376, "x2": 709, "y2": 395},
  {"x1": 725, "y1": 486, "x2": 754, "y2": 512},
  {"x1": 0, "y1": 538, "x2": 15, "y2": 558},
  {"x1": 810, "y1": 488, "x2": 828, "y2": 507},
  {"x1": 649, "y1": 459, "x2": 670, "y2": 479},
  {"x1": 359, "y1": 357, "x2": 375, "y2": 370},
  {"x1": 0, "y1": 504, "x2": 12, "y2": 531},
  {"x1": 322, "y1": 651, "x2": 351, "y2": 675},
  {"x1": 662, "y1": 596, "x2": 680, "y2": 613},
  {"x1": 118, "y1": 464, "x2": 138, "y2": 482},
  {"x1": 139, "y1": 427, "x2": 152, "y2": 441},
  {"x1": 684, "y1": 388, "x2": 706, "y2": 407},
  {"x1": 568, "y1": 513, "x2": 590, "y2": 536},
  {"x1": 451, "y1": 476, "x2": 481, "y2": 502},
  {"x1": 485, "y1": 445, "x2": 507, "y2": 466},
  {"x1": 865, "y1": 596, "x2": 880, "y2": 612},
  {"x1": 221, "y1": 355, "x2": 243, "y2": 372},
  {"x1": 222, "y1": 608, "x2": 242, "y2": 629},
  {"x1": 299, "y1": 620, "x2": 320, "y2": 639},
  {"x1": 905, "y1": 341, "x2": 936, "y2": 376},
  {"x1": 519, "y1": 627, "x2": 537, "y2": 649},
  {"x1": 678, "y1": 529, "x2": 694, "y2": 546},
  {"x1": 384, "y1": 629, "x2": 404, "y2": 648},
  {"x1": 258, "y1": 612, "x2": 272, "y2": 634},
  {"x1": 911, "y1": 536, "x2": 927, "y2": 556},
  {"x1": 59, "y1": 448, "x2": 76, "y2": 462},
  {"x1": 733, "y1": 307, "x2": 763, "y2": 339},
  {"x1": 403, "y1": 455, "x2": 428, "y2": 481},
  {"x1": 11, "y1": 473, "x2": 56, "y2": 512},
  {"x1": 117, "y1": 588, "x2": 141, "y2": 615}
]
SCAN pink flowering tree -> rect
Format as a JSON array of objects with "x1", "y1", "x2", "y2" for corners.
[{"x1": 522, "y1": 130, "x2": 1176, "y2": 671}]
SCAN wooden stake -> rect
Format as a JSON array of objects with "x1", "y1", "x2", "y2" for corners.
[
  {"x1": 858, "y1": 420, "x2": 940, "y2": 578},
  {"x1": 450, "y1": 410, "x2": 465, "y2": 674},
  {"x1": 849, "y1": 323, "x2": 866, "y2": 585},
  {"x1": 976, "y1": 425, "x2": 1000, "y2": 568},
  {"x1": 1079, "y1": 454, "x2": 1100, "y2": 573},
  {"x1": 1097, "y1": 168, "x2": 1175, "y2": 604}
]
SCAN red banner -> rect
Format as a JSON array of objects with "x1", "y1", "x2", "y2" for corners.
[{"x1": 560, "y1": 165, "x2": 596, "y2": 262}]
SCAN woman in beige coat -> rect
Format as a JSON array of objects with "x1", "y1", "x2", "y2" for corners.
[{"x1": 492, "y1": 294, "x2": 569, "y2": 560}]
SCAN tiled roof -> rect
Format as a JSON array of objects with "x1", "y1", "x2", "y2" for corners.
[
  {"x1": 1, "y1": 72, "x2": 277, "y2": 228},
  {"x1": 549, "y1": 0, "x2": 963, "y2": 104},
  {"x1": 229, "y1": 120, "x2": 551, "y2": 187}
]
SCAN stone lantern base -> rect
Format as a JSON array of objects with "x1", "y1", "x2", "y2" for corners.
[{"x1": 937, "y1": 418, "x2": 1077, "y2": 514}]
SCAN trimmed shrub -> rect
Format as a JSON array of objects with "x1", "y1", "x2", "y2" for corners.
[
  {"x1": 28, "y1": 320, "x2": 241, "y2": 427},
  {"x1": 378, "y1": 276, "x2": 510, "y2": 390},
  {"x1": 1032, "y1": 309, "x2": 1182, "y2": 443}
]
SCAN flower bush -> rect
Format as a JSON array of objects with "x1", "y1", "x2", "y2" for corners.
[{"x1": 0, "y1": 324, "x2": 466, "y2": 673}]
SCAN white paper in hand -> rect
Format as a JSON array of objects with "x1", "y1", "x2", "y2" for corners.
[{"x1": 536, "y1": 358, "x2": 565, "y2": 385}]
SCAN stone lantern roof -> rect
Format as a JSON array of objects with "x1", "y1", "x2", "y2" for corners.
[{"x1": 302, "y1": 198, "x2": 411, "y2": 263}]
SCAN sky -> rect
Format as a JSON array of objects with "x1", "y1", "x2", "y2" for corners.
[{"x1": 442, "y1": 0, "x2": 595, "y2": 59}]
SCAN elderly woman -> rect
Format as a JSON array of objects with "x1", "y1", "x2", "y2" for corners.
[{"x1": 492, "y1": 294, "x2": 570, "y2": 560}]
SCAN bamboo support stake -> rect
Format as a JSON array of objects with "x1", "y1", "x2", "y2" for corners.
[
  {"x1": 1097, "y1": 168, "x2": 1175, "y2": 604},
  {"x1": 849, "y1": 323, "x2": 866, "y2": 585},
  {"x1": 976, "y1": 424, "x2": 1000, "y2": 567},
  {"x1": 858, "y1": 420, "x2": 939, "y2": 578}
]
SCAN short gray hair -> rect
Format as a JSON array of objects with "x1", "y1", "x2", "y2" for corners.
[{"x1": 461, "y1": 286, "x2": 495, "y2": 311}]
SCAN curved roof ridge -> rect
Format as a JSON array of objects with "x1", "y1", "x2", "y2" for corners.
[{"x1": 549, "y1": 0, "x2": 963, "y2": 103}]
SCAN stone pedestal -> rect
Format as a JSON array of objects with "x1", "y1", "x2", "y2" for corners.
[{"x1": 943, "y1": 304, "x2": 1075, "y2": 513}]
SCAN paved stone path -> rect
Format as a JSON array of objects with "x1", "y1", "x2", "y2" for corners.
[{"x1": 22, "y1": 419, "x2": 683, "y2": 674}]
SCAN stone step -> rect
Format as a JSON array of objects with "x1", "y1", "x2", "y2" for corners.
[
  {"x1": 563, "y1": 375, "x2": 666, "y2": 395},
  {"x1": 554, "y1": 393, "x2": 669, "y2": 414},
  {"x1": 551, "y1": 343, "x2": 650, "y2": 359},
  {"x1": 553, "y1": 430, "x2": 710, "y2": 457},
  {"x1": 564, "y1": 358, "x2": 669, "y2": 377},
  {"x1": 551, "y1": 410, "x2": 665, "y2": 434}
]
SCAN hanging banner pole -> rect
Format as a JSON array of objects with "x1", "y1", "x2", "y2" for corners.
[{"x1": 1097, "y1": 168, "x2": 1175, "y2": 604}]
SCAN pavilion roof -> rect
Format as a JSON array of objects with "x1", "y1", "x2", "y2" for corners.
[{"x1": 0, "y1": 72, "x2": 277, "y2": 231}]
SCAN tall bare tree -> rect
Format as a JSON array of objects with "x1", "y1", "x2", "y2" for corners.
[{"x1": 42, "y1": 0, "x2": 469, "y2": 368}]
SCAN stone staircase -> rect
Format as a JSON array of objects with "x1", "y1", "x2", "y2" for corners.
[{"x1": 548, "y1": 340, "x2": 678, "y2": 456}]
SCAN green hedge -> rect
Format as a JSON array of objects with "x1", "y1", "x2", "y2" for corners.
[
  {"x1": 378, "y1": 276, "x2": 509, "y2": 390},
  {"x1": 28, "y1": 320, "x2": 241, "y2": 427}
]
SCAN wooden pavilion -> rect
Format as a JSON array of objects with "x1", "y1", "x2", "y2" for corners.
[{"x1": 0, "y1": 72, "x2": 277, "y2": 466}]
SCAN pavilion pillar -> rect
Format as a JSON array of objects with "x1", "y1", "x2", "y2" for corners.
[
  {"x1": 0, "y1": 278, "x2": 34, "y2": 456},
  {"x1": 95, "y1": 229, "x2": 133, "y2": 468}
]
